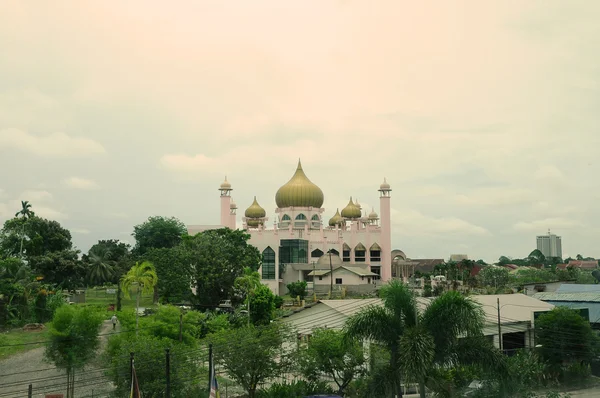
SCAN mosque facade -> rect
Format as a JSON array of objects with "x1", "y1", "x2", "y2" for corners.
[{"x1": 187, "y1": 160, "x2": 392, "y2": 295}]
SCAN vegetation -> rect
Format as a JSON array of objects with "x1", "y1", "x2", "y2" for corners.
[
  {"x1": 132, "y1": 216, "x2": 187, "y2": 256},
  {"x1": 44, "y1": 306, "x2": 104, "y2": 398},
  {"x1": 478, "y1": 266, "x2": 510, "y2": 289},
  {"x1": 120, "y1": 261, "x2": 158, "y2": 331}
]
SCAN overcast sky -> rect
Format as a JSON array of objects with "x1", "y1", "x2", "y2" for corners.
[{"x1": 0, "y1": 1, "x2": 599, "y2": 262}]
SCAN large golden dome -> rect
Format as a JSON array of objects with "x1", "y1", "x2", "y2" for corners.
[
  {"x1": 275, "y1": 160, "x2": 324, "y2": 208},
  {"x1": 245, "y1": 196, "x2": 266, "y2": 218}
]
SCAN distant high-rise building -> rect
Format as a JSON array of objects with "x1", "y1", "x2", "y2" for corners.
[{"x1": 536, "y1": 230, "x2": 562, "y2": 259}]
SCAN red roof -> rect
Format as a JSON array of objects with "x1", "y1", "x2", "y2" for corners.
[{"x1": 567, "y1": 260, "x2": 598, "y2": 269}]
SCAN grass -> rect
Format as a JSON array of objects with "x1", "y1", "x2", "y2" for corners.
[
  {"x1": 0, "y1": 327, "x2": 49, "y2": 360},
  {"x1": 82, "y1": 286, "x2": 155, "y2": 309}
]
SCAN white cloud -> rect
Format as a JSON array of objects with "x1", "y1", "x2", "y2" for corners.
[
  {"x1": 392, "y1": 208, "x2": 489, "y2": 237},
  {"x1": 0, "y1": 128, "x2": 105, "y2": 157},
  {"x1": 19, "y1": 190, "x2": 53, "y2": 202},
  {"x1": 454, "y1": 187, "x2": 535, "y2": 207},
  {"x1": 513, "y1": 218, "x2": 584, "y2": 232},
  {"x1": 63, "y1": 177, "x2": 99, "y2": 190}
]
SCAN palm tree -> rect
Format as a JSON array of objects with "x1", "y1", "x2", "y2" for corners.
[
  {"x1": 14, "y1": 200, "x2": 34, "y2": 257},
  {"x1": 120, "y1": 261, "x2": 158, "y2": 333},
  {"x1": 85, "y1": 247, "x2": 115, "y2": 286},
  {"x1": 345, "y1": 281, "x2": 505, "y2": 398}
]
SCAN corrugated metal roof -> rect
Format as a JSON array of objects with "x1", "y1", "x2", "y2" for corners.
[
  {"x1": 556, "y1": 284, "x2": 600, "y2": 293},
  {"x1": 307, "y1": 266, "x2": 378, "y2": 277},
  {"x1": 533, "y1": 292, "x2": 600, "y2": 302}
]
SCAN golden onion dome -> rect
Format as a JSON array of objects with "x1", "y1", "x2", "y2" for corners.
[
  {"x1": 245, "y1": 196, "x2": 266, "y2": 218},
  {"x1": 220, "y1": 176, "x2": 232, "y2": 190},
  {"x1": 368, "y1": 208, "x2": 379, "y2": 219},
  {"x1": 379, "y1": 178, "x2": 391, "y2": 191},
  {"x1": 246, "y1": 219, "x2": 261, "y2": 228},
  {"x1": 328, "y1": 209, "x2": 345, "y2": 227},
  {"x1": 275, "y1": 160, "x2": 324, "y2": 208},
  {"x1": 341, "y1": 197, "x2": 361, "y2": 219}
]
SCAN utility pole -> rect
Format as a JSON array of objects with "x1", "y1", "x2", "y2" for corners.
[
  {"x1": 497, "y1": 298, "x2": 503, "y2": 351},
  {"x1": 207, "y1": 343, "x2": 213, "y2": 394},
  {"x1": 28, "y1": 384, "x2": 32, "y2": 398},
  {"x1": 165, "y1": 349, "x2": 171, "y2": 398},
  {"x1": 329, "y1": 250, "x2": 333, "y2": 297},
  {"x1": 130, "y1": 352, "x2": 134, "y2": 383}
]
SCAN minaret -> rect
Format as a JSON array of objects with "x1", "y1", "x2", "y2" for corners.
[
  {"x1": 378, "y1": 178, "x2": 392, "y2": 282},
  {"x1": 230, "y1": 198, "x2": 238, "y2": 229},
  {"x1": 219, "y1": 177, "x2": 233, "y2": 228}
]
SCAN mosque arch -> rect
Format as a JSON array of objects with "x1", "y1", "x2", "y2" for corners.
[
  {"x1": 262, "y1": 246, "x2": 276, "y2": 280},
  {"x1": 311, "y1": 249, "x2": 324, "y2": 258}
]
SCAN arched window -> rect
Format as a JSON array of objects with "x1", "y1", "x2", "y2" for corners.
[
  {"x1": 329, "y1": 249, "x2": 339, "y2": 256},
  {"x1": 295, "y1": 214, "x2": 307, "y2": 220},
  {"x1": 262, "y1": 247, "x2": 276, "y2": 280},
  {"x1": 311, "y1": 249, "x2": 324, "y2": 258},
  {"x1": 311, "y1": 214, "x2": 319, "y2": 221},
  {"x1": 355, "y1": 243, "x2": 366, "y2": 262},
  {"x1": 370, "y1": 243, "x2": 381, "y2": 262},
  {"x1": 343, "y1": 243, "x2": 351, "y2": 262},
  {"x1": 282, "y1": 214, "x2": 291, "y2": 221}
]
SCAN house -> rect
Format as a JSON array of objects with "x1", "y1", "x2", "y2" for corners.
[
  {"x1": 521, "y1": 281, "x2": 574, "y2": 296},
  {"x1": 533, "y1": 284, "x2": 600, "y2": 328},
  {"x1": 308, "y1": 266, "x2": 378, "y2": 294},
  {"x1": 283, "y1": 294, "x2": 554, "y2": 352}
]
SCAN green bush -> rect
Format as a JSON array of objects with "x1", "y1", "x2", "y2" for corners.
[
  {"x1": 273, "y1": 295, "x2": 284, "y2": 309},
  {"x1": 286, "y1": 281, "x2": 307, "y2": 300},
  {"x1": 256, "y1": 380, "x2": 333, "y2": 398}
]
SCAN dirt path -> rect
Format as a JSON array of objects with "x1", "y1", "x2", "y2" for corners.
[{"x1": 0, "y1": 320, "x2": 119, "y2": 398}]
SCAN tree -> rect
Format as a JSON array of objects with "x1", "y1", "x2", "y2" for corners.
[
  {"x1": 297, "y1": 328, "x2": 365, "y2": 395},
  {"x1": 528, "y1": 249, "x2": 546, "y2": 265},
  {"x1": 45, "y1": 306, "x2": 104, "y2": 398},
  {"x1": 83, "y1": 239, "x2": 131, "y2": 284},
  {"x1": 28, "y1": 250, "x2": 85, "y2": 289},
  {"x1": 120, "y1": 261, "x2": 158, "y2": 332},
  {"x1": 345, "y1": 281, "x2": 504, "y2": 398},
  {"x1": 84, "y1": 245, "x2": 115, "y2": 286},
  {"x1": 249, "y1": 284, "x2": 276, "y2": 326},
  {"x1": 181, "y1": 228, "x2": 261, "y2": 307},
  {"x1": 132, "y1": 216, "x2": 187, "y2": 256},
  {"x1": 478, "y1": 266, "x2": 509, "y2": 289},
  {"x1": 209, "y1": 323, "x2": 290, "y2": 398},
  {"x1": 143, "y1": 247, "x2": 193, "y2": 303},
  {"x1": 536, "y1": 307, "x2": 600, "y2": 374},
  {"x1": 287, "y1": 281, "x2": 308, "y2": 300},
  {"x1": 14, "y1": 200, "x2": 35, "y2": 257},
  {"x1": 1, "y1": 216, "x2": 73, "y2": 260}
]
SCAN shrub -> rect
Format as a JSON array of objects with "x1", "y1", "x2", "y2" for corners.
[
  {"x1": 273, "y1": 295, "x2": 284, "y2": 309},
  {"x1": 286, "y1": 281, "x2": 307, "y2": 300},
  {"x1": 256, "y1": 380, "x2": 333, "y2": 398}
]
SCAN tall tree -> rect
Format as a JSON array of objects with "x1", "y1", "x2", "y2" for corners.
[
  {"x1": 84, "y1": 245, "x2": 115, "y2": 286},
  {"x1": 144, "y1": 247, "x2": 192, "y2": 303},
  {"x1": 0, "y1": 216, "x2": 72, "y2": 258},
  {"x1": 181, "y1": 228, "x2": 261, "y2": 307},
  {"x1": 45, "y1": 306, "x2": 104, "y2": 398},
  {"x1": 345, "y1": 281, "x2": 505, "y2": 398},
  {"x1": 249, "y1": 284, "x2": 276, "y2": 326},
  {"x1": 14, "y1": 200, "x2": 35, "y2": 257},
  {"x1": 28, "y1": 250, "x2": 84, "y2": 289},
  {"x1": 132, "y1": 216, "x2": 187, "y2": 256},
  {"x1": 84, "y1": 239, "x2": 131, "y2": 283},
  {"x1": 120, "y1": 261, "x2": 158, "y2": 332}
]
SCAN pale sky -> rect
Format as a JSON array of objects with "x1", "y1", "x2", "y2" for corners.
[{"x1": 0, "y1": 1, "x2": 599, "y2": 262}]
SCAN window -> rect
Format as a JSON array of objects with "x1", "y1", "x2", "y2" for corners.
[
  {"x1": 262, "y1": 247, "x2": 276, "y2": 280},
  {"x1": 343, "y1": 250, "x2": 351, "y2": 262},
  {"x1": 335, "y1": 278, "x2": 342, "y2": 285},
  {"x1": 329, "y1": 249, "x2": 339, "y2": 256},
  {"x1": 282, "y1": 214, "x2": 291, "y2": 221},
  {"x1": 311, "y1": 249, "x2": 324, "y2": 258},
  {"x1": 318, "y1": 276, "x2": 323, "y2": 281},
  {"x1": 279, "y1": 239, "x2": 309, "y2": 265},
  {"x1": 370, "y1": 250, "x2": 381, "y2": 262},
  {"x1": 295, "y1": 214, "x2": 307, "y2": 220},
  {"x1": 355, "y1": 243, "x2": 366, "y2": 262},
  {"x1": 311, "y1": 214, "x2": 319, "y2": 221}
]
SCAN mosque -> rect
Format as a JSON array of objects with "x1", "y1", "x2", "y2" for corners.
[{"x1": 187, "y1": 160, "x2": 393, "y2": 295}]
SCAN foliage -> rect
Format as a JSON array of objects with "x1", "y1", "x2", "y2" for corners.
[
  {"x1": 535, "y1": 307, "x2": 600, "y2": 373},
  {"x1": 181, "y1": 228, "x2": 261, "y2": 307},
  {"x1": 273, "y1": 295, "x2": 284, "y2": 309},
  {"x1": 256, "y1": 380, "x2": 334, "y2": 398},
  {"x1": 286, "y1": 281, "x2": 308, "y2": 300},
  {"x1": 105, "y1": 334, "x2": 199, "y2": 398},
  {"x1": 209, "y1": 323, "x2": 291, "y2": 398},
  {"x1": 83, "y1": 239, "x2": 131, "y2": 284},
  {"x1": 250, "y1": 284, "x2": 276, "y2": 325},
  {"x1": 296, "y1": 328, "x2": 365, "y2": 395},
  {"x1": 144, "y1": 247, "x2": 192, "y2": 303},
  {"x1": 45, "y1": 305, "x2": 104, "y2": 398},
  {"x1": 132, "y1": 216, "x2": 187, "y2": 256},
  {"x1": 509, "y1": 268, "x2": 558, "y2": 285},
  {"x1": 1, "y1": 216, "x2": 73, "y2": 258},
  {"x1": 28, "y1": 249, "x2": 85, "y2": 289},
  {"x1": 120, "y1": 261, "x2": 158, "y2": 330},
  {"x1": 345, "y1": 281, "x2": 505, "y2": 398},
  {"x1": 478, "y1": 266, "x2": 510, "y2": 288}
]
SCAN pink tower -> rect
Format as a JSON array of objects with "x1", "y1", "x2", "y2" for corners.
[
  {"x1": 378, "y1": 178, "x2": 392, "y2": 281},
  {"x1": 219, "y1": 177, "x2": 234, "y2": 229}
]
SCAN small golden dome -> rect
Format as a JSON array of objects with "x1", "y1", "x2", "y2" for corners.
[
  {"x1": 230, "y1": 199, "x2": 237, "y2": 210},
  {"x1": 245, "y1": 197, "x2": 266, "y2": 218},
  {"x1": 275, "y1": 160, "x2": 324, "y2": 208},
  {"x1": 220, "y1": 176, "x2": 232, "y2": 190},
  {"x1": 328, "y1": 209, "x2": 344, "y2": 227},
  {"x1": 341, "y1": 197, "x2": 361, "y2": 219},
  {"x1": 379, "y1": 178, "x2": 391, "y2": 191}
]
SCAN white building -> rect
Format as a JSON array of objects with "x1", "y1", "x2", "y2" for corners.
[
  {"x1": 187, "y1": 160, "x2": 393, "y2": 296},
  {"x1": 536, "y1": 230, "x2": 562, "y2": 258}
]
